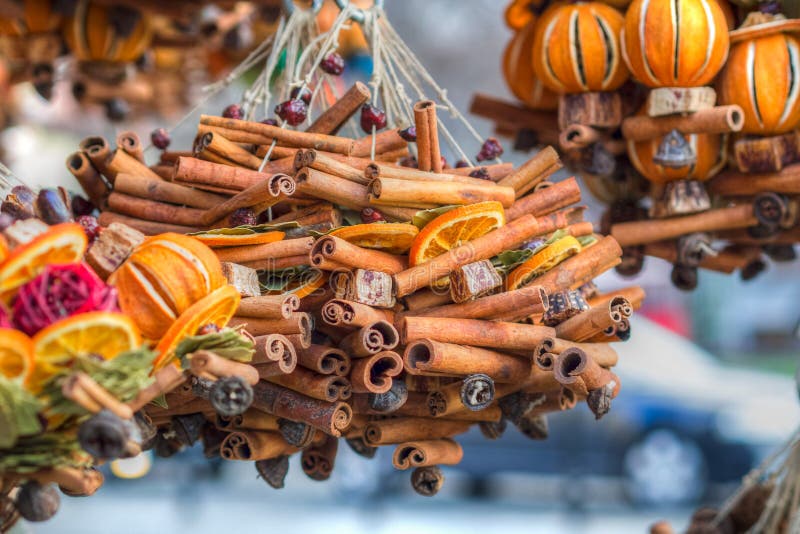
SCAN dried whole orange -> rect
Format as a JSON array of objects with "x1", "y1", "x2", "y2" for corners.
[
  {"x1": 621, "y1": 0, "x2": 730, "y2": 88},
  {"x1": 409, "y1": 202, "x2": 506, "y2": 266},
  {"x1": 111, "y1": 233, "x2": 225, "y2": 340},
  {"x1": 532, "y1": 2, "x2": 629, "y2": 94}
]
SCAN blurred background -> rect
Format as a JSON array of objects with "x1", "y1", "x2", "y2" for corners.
[{"x1": 2, "y1": 1, "x2": 799, "y2": 533}]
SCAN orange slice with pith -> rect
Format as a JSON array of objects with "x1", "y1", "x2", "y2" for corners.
[
  {"x1": 0, "y1": 328, "x2": 34, "y2": 383},
  {"x1": 408, "y1": 202, "x2": 505, "y2": 266},
  {"x1": 330, "y1": 223, "x2": 419, "y2": 255},
  {"x1": 193, "y1": 231, "x2": 285, "y2": 248},
  {"x1": 505, "y1": 235, "x2": 582, "y2": 291}
]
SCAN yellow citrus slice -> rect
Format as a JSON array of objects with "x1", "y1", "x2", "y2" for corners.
[
  {"x1": 506, "y1": 236, "x2": 582, "y2": 291},
  {"x1": 0, "y1": 328, "x2": 34, "y2": 382},
  {"x1": 153, "y1": 285, "x2": 241, "y2": 371},
  {"x1": 330, "y1": 223, "x2": 419, "y2": 254},
  {"x1": 28, "y1": 312, "x2": 141, "y2": 391},
  {"x1": 193, "y1": 231, "x2": 285, "y2": 248},
  {"x1": 0, "y1": 223, "x2": 87, "y2": 300},
  {"x1": 408, "y1": 202, "x2": 505, "y2": 266}
]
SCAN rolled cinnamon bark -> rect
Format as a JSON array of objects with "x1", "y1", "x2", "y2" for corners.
[
  {"x1": 200, "y1": 115, "x2": 356, "y2": 154},
  {"x1": 368, "y1": 177, "x2": 515, "y2": 208},
  {"x1": 296, "y1": 344, "x2": 350, "y2": 376},
  {"x1": 307, "y1": 81, "x2": 371, "y2": 134},
  {"x1": 321, "y1": 299, "x2": 395, "y2": 327},
  {"x1": 349, "y1": 350, "x2": 404, "y2": 394},
  {"x1": 403, "y1": 339, "x2": 531, "y2": 383},
  {"x1": 214, "y1": 237, "x2": 314, "y2": 264},
  {"x1": 392, "y1": 439, "x2": 464, "y2": 469},
  {"x1": 526, "y1": 388, "x2": 579, "y2": 416},
  {"x1": 555, "y1": 298, "x2": 631, "y2": 343},
  {"x1": 535, "y1": 338, "x2": 619, "y2": 368},
  {"x1": 587, "y1": 286, "x2": 646, "y2": 311},
  {"x1": 393, "y1": 214, "x2": 545, "y2": 297},
  {"x1": 611, "y1": 205, "x2": 757, "y2": 247},
  {"x1": 229, "y1": 312, "x2": 312, "y2": 337},
  {"x1": 553, "y1": 348, "x2": 620, "y2": 398},
  {"x1": 408, "y1": 285, "x2": 547, "y2": 321},
  {"x1": 532, "y1": 236, "x2": 622, "y2": 294},
  {"x1": 401, "y1": 289, "x2": 453, "y2": 311},
  {"x1": 113, "y1": 173, "x2": 227, "y2": 210},
  {"x1": 66, "y1": 152, "x2": 109, "y2": 208},
  {"x1": 202, "y1": 173, "x2": 296, "y2": 225},
  {"x1": 62, "y1": 372, "x2": 133, "y2": 419},
  {"x1": 237, "y1": 294, "x2": 300, "y2": 319},
  {"x1": 216, "y1": 410, "x2": 280, "y2": 432},
  {"x1": 174, "y1": 156, "x2": 293, "y2": 192},
  {"x1": 81, "y1": 136, "x2": 112, "y2": 176},
  {"x1": 505, "y1": 177, "x2": 582, "y2": 221},
  {"x1": 559, "y1": 124, "x2": 602, "y2": 151},
  {"x1": 351, "y1": 129, "x2": 408, "y2": 158},
  {"x1": 414, "y1": 100, "x2": 442, "y2": 173},
  {"x1": 128, "y1": 365, "x2": 186, "y2": 412},
  {"x1": 197, "y1": 123, "x2": 266, "y2": 146},
  {"x1": 709, "y1": 164, "x2": 800, "y2": 195},
  {"x1": 450, "y1": 162, "x2": 514, "y2": 180},
  {"x1": 498, "y1": 146, "x2": 562, "y2": 198},
  {"x1": 251, "y1": 381, "x2": 353, "y2": 437},
  {"x1": 621, "y1": 105, "x2": 744, "y2": 141},
  {"x1": 364, "y1": 162, "x2": 493, "y2": 186},
  {"x1": 105, "y1": 149, "x2": 163, "y2": 182},
  {"x1": 199, "y1": 131, "x2": 262, "y2": 169},
  {"x1": 219, "y1": 430, "x2": 295, "y2": 461},
  {"x1": 187, "y1": 350, "x2": 260, "y2": 385},
  {"x1": 399, "y1": 316, "x2": 554, "y2": 351},
  {"x1": 301, "y1": 434, "x2": 338, "y2": 481},
  {"x1": 107, "y1": 192, "x2": 206, "y2": 228},
  {"x1": 364, "y1": 417, "x2": 471, "y2": 446},
  {"x1": 302, "y1": 150, "x2": 370, "y2": 185},
  {"x1": 339, "y1": 320, "x2": 400, "y2": 357},
  {"x1": 470, "y1": 93, "x2": 558, "y2": 133},
  {"x1": 310, "y1": 235, "x2": 408, "y2": 274},
  {"x1": 295, "y1": 167, "x2": 417, "y2": 222},
  {"x1": 117, "y1": 131, "x2": 144, "y2": 163},
  {"x1": 267, "y1": 365, "x2": 351, "y2": 402},
  {"x1": 251, "y1": 334, "x2": 298, "y2": 376}
]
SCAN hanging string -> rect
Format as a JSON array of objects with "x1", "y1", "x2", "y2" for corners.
[{"x1": 0, "y1": 160, "x2": 24, "y2": 196}]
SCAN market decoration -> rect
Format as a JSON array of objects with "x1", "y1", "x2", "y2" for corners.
[
  {"x1": 0, "y1": 1, "x2": 646, "y2": 528},
  {"x1": 473, "y1": 0, "x2": 799, "y2": 290}
]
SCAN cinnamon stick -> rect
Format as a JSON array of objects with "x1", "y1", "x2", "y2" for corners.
[
  {"x1": 187, "y1": 350, "x2": 259, "y2": 385},
  {"x1": 310, "y1": 235, "x2": 408, "y2": 274},
  {"x1": 349, "y1": 350, "x2": 403, "y2": 394},
  {"x1": 174, "y1": 156, "x2": 293, "y2": 192},
  {"x1": 369, "y1": 177, "x2": 515, "y2": 209},
  {"x1": 505, "y1": 177, "x2": 582, "y2": 221},
  {"x1": 400, "y1": 316, "x2": 555, "y2": 351},
  {"x1": 220, "y1": 430, "x2": 296, "y2": 461},
  {"x1": 498, "y1": 146, "x2": 562, "y2": 198},
  {"x1": 267, "y1": 366, "x2": 351, "y2": 402},
  {"x1": 252, "y1": 334, "x2": 297, "y2": 376},
  {"x1": 251, "y1": 381, "x2": 353, "y2": 437},
  {"x1": 622, "y1": 105, "x2": 744, "y2": 141},
  {"x1": 202, "y1": 173, "x2": 296, "y2": 225},
  {"x1": 414, "y1": 100, "x2": 442, "y2": 173},
  {"x1": 532, "y1": 236, "x2": 622, "y2": 294},
  {"x1": 295, "y1": 344, "x2": 350, "y2": 376},
  {"x1": 404, "y1": 339, "x2": 531, "y2": 383},
  {"x1": 709, "y1": 164, "x2": 800, "y2": 196},
  {"x1": 339, "y1": 320, "x2": 399, "y2": 357},
  {"x1": 307, "y1": 81, "x2": 371, "y2": 134},
  {"x1": 364, "y1": 417, "x2": 470, "y2": 446},
  {"x1": 213, "y1": 237, "x2": 314, "y2": 264},
  {"x1": 407, "y1": 285, "x2": 547, "y2": 321},
  {"x1": 117, "y1": 131, "x2": 144, "y2": 163},
  {"x1": 66, "y1": 151, "x2": 109, "y2": 209},
  {"x1": 364, "y1": 162, "x2": 492, "y2": 186},
  {"x1": 321, "y1": 299, "x2": 395, "y2": 327},
  {"x1": 113, "y1": 172, "x2": 227, "y2": 210},
  {"x1": 107, "y1": 192, "x2": 206, "y2": 228},
  {"x1": 392, "y1": 439, "x2": 463, "y2": 469},
  {"x1": 229, "y1": 313, "x2": 312, "y2": 337},
  {"x1": 237, "y1": 294, "x2": 300, "y2": 319},
  {"x1": 199, "y1": 131, "x2": 262, "y2": 169}
]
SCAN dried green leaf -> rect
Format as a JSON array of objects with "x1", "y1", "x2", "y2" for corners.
[
  {"x1": 189, "y1": 221, "x2": 301, "y2": 238},
  {"x1": 412, "y1": 205, "x2": 459, "y2": 230},
  {"x1": 0, "y1": 377, "x2": 43, "y2": 449},
  {"x1": 176, "y1": 327, "x2": 255, "y2": 368}
]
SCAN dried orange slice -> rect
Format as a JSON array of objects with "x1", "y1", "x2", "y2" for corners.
[
  {"x1": 192, "y1": 231, "x2": 285, "y2": 248},
  {"x1": 506, "y1": 235, "x2": 582, "y2": 290},
  {"x1": 330, "y1": 223, "x2": 419, "y2": 254},
  {"x1": 153, "y1": 285, "x2": 241, "y2": 371},
  {"x1": 408, "y1": 202, "x2": 505, "y2": 266},
  {"x1": 28, "y1": 312, "x2": 141, "y2": 391},
  {"x1": 0, "y1": 223, "x2": 87, "y2": 300},
  {"x1": 0, "y1": 234, "x2": 8, "y2": 265},
  {"x1": 0, "y1": 328, "x2": 34, "y2": 382}
]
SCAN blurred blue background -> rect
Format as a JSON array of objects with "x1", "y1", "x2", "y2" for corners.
[{"x1": 2, "y1": 1, "x2": 799, "y2": 533}]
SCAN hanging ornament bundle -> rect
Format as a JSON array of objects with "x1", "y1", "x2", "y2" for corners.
[
  {"x1": 473, "y1": 0, "x2": 800, "y2": 290},
  {"x1": 0, "y1": 1, "x2": 644, "y2": 530}
]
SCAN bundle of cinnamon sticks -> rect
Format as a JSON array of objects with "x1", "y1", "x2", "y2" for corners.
[{"x1": 68, "y1": 88, "x2": 643, "y2": 495}]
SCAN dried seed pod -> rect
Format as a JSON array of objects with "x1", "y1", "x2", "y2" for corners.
[
  {"x1": 78, "y1": 409, "x2": 130, "y2": 459},
  {"x1": 169, "y1": 413, "x2": 207, "y2": 446},
  {"x1": 411, "y1": 466, "x2": 445, "y2": 497},
  {"x1": 210, "y1": 376, "x2": 253, "y2": 416},
  {"x1": 153, "y1": 430, "x2": 183, "y2": 458},
  {"x1": 15, "y1": 481, "x2": 60, "y2": 522},
  {"x1": 515, "y1": 413, "x2": 549, "y2": 440},
  {"x1": 345, "y1": 437, "x2": 377, "y2": 459},
  {"x1": 587, "y1": 380, "x2": 617, "y2": 420},
  {"x1": 255, "y1": 455, "x2": 291, "y2": 489},
  {"x1": 278, "y1": 419, "x2": 316, "y2": 448},
  {"x1": 479, "y1": 419, "x2": 507, "y2": 440},
  {"x1": 460, "y1": 374, "x2": 495, "y2": 412},
  {"x1": 671, "y1": 265, "x2": 698, "y2": 291},
  {"x1": 368, "y1": 378, "x2": 408, "y2": 413}
]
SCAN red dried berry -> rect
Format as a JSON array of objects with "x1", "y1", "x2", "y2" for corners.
[
  {"x1": 440, "y1": 156, "x2": 449, "y2": 169},
  {"x1": 151, "y1": 128, "x2": 171, "y2": 150},
  {"x1": 360, "y1": 208, "x2": 385, "y2": 223},
  {"x1": 468, "y1": 167, "x2": 491, "y2": 180},
  {"x1": 476, "y1": 137, "x2": 503, "y2": 162},
  {"x1": 275, "y1": 99, "x2": 308, "y2": 126},
  {"x1": 76, "y1": 215, "x2": 101, "y2": 242},
  {"x1": 455, "y1": 160, "x2": 470, "y2": 168},
  {"x1": 70, "y1": 195, "x2": 95, "y2": 217},
  {"x1": 399, "y1": 126, "x2": 417, "y2": 142},
  {"x1": 261, "y1": 118, "x2": 279, "y2": 126},
  {"x1": 229, "y1": 208, "x2": 257, "y2": 227},
  {"x1": 360, "y1": 104, "x2": 387, "y2": 133},
  {"x1": 222, "y1": 104, "x2": 243, "y2": 120},
  {"x1": 320, "y1": 52, "x2": 345, "y2": 75},
  {"x1": 197, "y1": 324, "x2": 221, "y2": 336},
  {"x1": 399, "y1": 156, "x2": 418, "y2": 168},
  {"x1": 290, "y1": 86, "x2": 313, "y2": 105}
]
